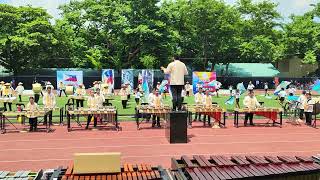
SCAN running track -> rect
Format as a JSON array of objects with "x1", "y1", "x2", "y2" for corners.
[{"x1": 0, "y1": 121, "x2": 319, "y2": 171}]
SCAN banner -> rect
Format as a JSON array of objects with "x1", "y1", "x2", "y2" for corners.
[
  {"x1": 121, "y1": 69, "x2": 134, "y2": 88},
  {"x1": 57, "y1": 71, "x2": 83, "y2": 87},
  {"x1": 312, "y1": 79, "x2": 320, "y2": 94},
  {"x1": 192, "y1": 72, "x2": 216, "y2": 94},
  {"x1": 142, "y1": 70, "x2": 154, "y2": 97},
  {"x1": 101, "y1": 69, "x2": 114, "y2": 89}
]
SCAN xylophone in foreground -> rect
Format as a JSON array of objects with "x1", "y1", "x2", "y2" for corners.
[
  {"x1": 0, "y1": 170, "x2": 43, "y2": 180},
  {"x1": 234, "y1": 107, "x2": 283, "y2": 128},
  {"x1": 67, "y1": 107, "x2": 119, "y2": 131},
  {"x1": 46, "y1": 163, "x2": 170, "y2": 180},
  {"x1": 186, "y1": 105, "x2": 226, "y2": 128},
  {"x1": 135, "y1": 105, "x2": 171, "y2": 130},
  {"x1": 170, "y1": 155, "x2": 320, "y2": 180}
]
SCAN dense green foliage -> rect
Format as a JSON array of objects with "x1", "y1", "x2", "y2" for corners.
[{"x1": 0, "y1": 0, "x2": 319, "y2": 74}]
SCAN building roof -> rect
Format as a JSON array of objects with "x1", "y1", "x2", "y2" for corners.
[{"x1": 214, "y1": 63, "x2": 280, "y2": 77}]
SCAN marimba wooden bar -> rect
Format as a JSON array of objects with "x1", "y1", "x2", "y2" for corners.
[
  {"x1": 186, "y1": 105, "x2": 226, "y2": 128},
  {"x1": 234, "y1": 107, "x2": 283, "y2": 128},
  {"x1": 171, "y1": 155, "x2": 320, "y2": 179},
  {"x1": 67, "y1": 107, "x2": 119, "y2": 132},
  {"x1": 135, "y1": 105, "x2": 171, "y2": 130},
  {"x1": 47, "y1": 162, "x2": 169, "y2": 180}
]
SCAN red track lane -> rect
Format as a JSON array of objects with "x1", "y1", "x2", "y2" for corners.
[{"x1": 0, "y1": 121, "x2": 319, "y2": 171}]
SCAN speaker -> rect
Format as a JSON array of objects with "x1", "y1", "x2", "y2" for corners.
[{"x1": 166, "y1": 111, "x2": 188, "y2": 144}]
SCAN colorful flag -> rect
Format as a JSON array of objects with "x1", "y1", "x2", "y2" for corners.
[
  {"x1": 159, "y1": 80, "x2": 168, "y2": 93},
  {"x1": 312, "y1": 79, "x2": 320, "y2": 94},
  {"x1": 64, "y1": 74, "x2": 77, "y2": 82},
  {"x1": 237, "y1": 83, "x2": 246, "y2": 94},
  {"x1": 274, "y1": 81, "x2": 291, "y2": 95},
  {"x1": 225, "y1": 96, "x2": 235, "y2": 105}
]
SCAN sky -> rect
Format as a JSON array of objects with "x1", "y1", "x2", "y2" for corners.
[{"x1": 0, "y1": 0, "x2": 318, "y2": 20}]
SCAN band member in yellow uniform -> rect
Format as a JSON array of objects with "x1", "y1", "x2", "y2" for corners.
[
  {"x1": 0, "y1": 81, "x2": 4, "y2": 97},
  {"x1": 2, "y1": 83, "x2": 14, "y2": 111},
  {"x1": 86, "y1": 91, "x2": 97, "y2": 129},
  {"x1": 126, "y1": 83, "x2": 132, "y2": 99},
  {"x1": 194, "y1": 88, "x2": 204, "y2": 121},
  {"x1": 26, "y1": 96, "x2": 39, "y2": 132},
  {"x1": 43, "y1": 86, "x2": 56, "y2": 125},
  {"x1": 75, "y1": 84, "x2": 86, "y2": 108},
  {"x1": 202, "y1": 90, "x2": 212, "y2": 123},
  {"x1": 243, "y1": 91, "x2": 260, "y2": 126},
  {"x1": 152, "y1": 90, "x2": 163, "y2": 127},
  {"x1": 15, "y1": 82, "x2": 24, "y2": 102},
  {"x1": 95, "y1": 89, "x2": 105, "y2": 108},
  {"x1": 119, "y1": 85, "x2": 128, "y2": 109},
  {"x1": 58, "y1": 81, "x2": 67, "y2": 97}
]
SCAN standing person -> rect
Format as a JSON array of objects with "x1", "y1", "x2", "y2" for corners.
[
  {"x1": 243, "y1": 91, "x2": 260, "y2": 126},
  {"x1": 203, "y1": 90, "x2": 212, "y2": 107},
  {"x1": 32, "y1": 82, "x2": 42, "y2": 104},
  {"x1": 215, "y1": 81, "x2": 222, "y2": 97},
  {"x1": 161, "y1": 56, "x2": 188, "y2": 111},
  {"x1": 94, "y1": 89, "x2": 105, "y2": 109},
  {"x1": 75, "y1": 84, "x2": 86, "y2": 108},
  {"x1": 15, "y1": 82, "x2": 24, "y2": 102},
  {"x1": 235, "y1": 89, "x2": 241, "y2": 108},
  {"x1": 247, "y1": 81, "x2": 255, "y2": 92},
  {"x1": 43, "y1": 86, "x2": 56, "y2": 126},
  {"x1": 58, "y1": 81, "x2": 67, "y2": 97},
  {"x1": 181, "y1": 88, "x2": 186, "y2": 103},
  {"x1": 228, "y1": 85, "x2": 233, "y2": 95},
  {"x1": 298, "y1": 91, "x2": 307, "y2": 121},
  {"x1": 194, "y1": 88, "x2": 204, "y2": 121},
  {"x1": 185, "y1": 82, "x2": 192, "y2": 97},
  {"x1": 86, "y1": 91, "x2": 97, "y2": 129},
  {"x1": 288, "y1": 85, "x2": 296, "y2": 96},
  {"x1": 156, "y1": 82, "x2": 161, "y2": 91},
  {"x1": 0, "y1": 81, "x2": 4, "y2": 97},
  {"x1": 126, "y1": 83, "x2": 132, "y2": 99},
  {"x1": 264, "y1": 82, "x2": 269, "y2": 96},
  {"x1": 278, "y1": 88, "x2": 287, "y2": 104},
  {"x1": 304, "y1": 92, "x2": 314, "y2": 125},
  {"x1": 119, "y1": 86, "x2": 128, "y2": 109},
  {"x1": 2, "y1": 83, "x2": 14, "y2": 111},
  {"x1": 134, "y1": 88, "x2": 141, "y2": 105},
  {"x1": 152, "y1": 90, "x2": 162, "y2": 127},
  {"x1": 25, "y1": 96, "x2": 39, "y2": 132}
]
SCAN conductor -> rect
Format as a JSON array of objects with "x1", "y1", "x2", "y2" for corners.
[{"x1": 161, "y1": 56, "x2": 188, "y2": 111}]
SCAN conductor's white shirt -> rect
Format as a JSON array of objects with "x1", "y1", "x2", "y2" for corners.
[{"x1": 163, "y1": 60, "x2": 188, "y2": 85}]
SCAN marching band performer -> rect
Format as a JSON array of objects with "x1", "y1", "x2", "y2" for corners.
[
  {"x1": 26, "y1": 96, "x2": 39, "y2": 132},
  {"x1": 152, "y1": 90, "x2": 163, "y2": 127},
  {"x1": 119, "y1": 85, "x2": 128, "y2": 109},
  {"x1": 134, "y1": 88, "x2": 142, "y2": 105},
  {"x1": 278, "y1": 88, "x2": 287, "y2": 104},
  {"x1": 228, "y1": 85, "x2": 233, "y2": 95},
  {"x1": 304, "y1": 92, "x2": 314, "y2": 125},
  {"x1": 75, "y1": 84, "x2": 86, "y2": 108},
  {"x1": 203, "y1": 90, "x2": 212, "y2": 107},
  {"x1": 264, "y1": 82, "x2": 269, "y2": 96},
  {"x1": 185, "y1": 82, "x2": 192, "y2": 96},
  {"x1": 194, "y1": 88, "x2": 204, "y2": 121},
  {"x1": 0, "y1": 81, "x2": 4, "y2": 97},
  {"x1": 298, "y1": 90, "x2": 307, "y2": 120},
  {"x1": 126, "y1": 83, "x2": 132, "y2": 99},
  {"x1": 2, "y1": 83, "x2": 14, "y2": 111},
  {"x1": 94, "y1": 89, "x2": 105, "y2": 108},
  {"x1": 215, "y1": 81, "x2": 222, "y2": 97},
  {"x1": 156, "y1": 82, "x2": 161, "y2": 91},
  {"x1": 15, "y1": 82, "x2": 24, "y2": 102},
  {"x1": 247, "y1": 81, "x2": 255, "y2": 92},
  {"x1": 243, "y1": 91, "x2": 260, "y2": 126},
  {"x1": 43, "y1": 86, "x2": 56, "y2": 125},
  {"x1": 45, "y1": 82, "x2": 54, "y2": 91},
  {"x1": 58, "y1": 81, "x2": 67, "y2": 97},
  {"x1": 235, "y1": 89, "x2": 241, "y2": 108},
  {"x1": 86, "y1": 91, "x2": 97, "y2": 129}
]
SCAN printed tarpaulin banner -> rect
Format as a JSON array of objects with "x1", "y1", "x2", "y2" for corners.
[
  {"x1": 312, "y1": 79, "x2": 320, "y2": 94},
  {"x1": 57, "y1": 71, "x2": 83, "y2": 87},
  {"x1": 192, "y1": 72, "x2": 216, "y2": 94},
  {"x1": 121, "y1": 69, "x2": 134, "y2": 88},
  {"x1": 142, "y1": 69, "x2": 154, "y2": 97},
  {"x1": 102, "y1": 69, "x2": 114, "y2": 89}
]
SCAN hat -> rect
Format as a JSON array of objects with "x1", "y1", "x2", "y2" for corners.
[
  {"x1": 157, "y1": 82, "x2": 160, "y2": 84},
  {"x1": 93, "y1": 81, "x2": 97, "y2": 84},
  {"x1": 47, "y1": 82, "x2": 52, "y2": 85},
  {"x1": 18, "y1": 82, "x2": 23, "y2": 85},
  {"x1": 186, "y1": 81, "x2": 189, "y2": 84},
  {"x1": 5, "y1": 83, "x2": 10, "y2": 86},
  {"x1": 0, "y1": 81, "x2": 4, "y2": 84},
  {"x1": 79, "y1": 84, "x2": 83, "y2": 87}
]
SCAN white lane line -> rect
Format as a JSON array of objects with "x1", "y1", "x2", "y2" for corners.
[
  {"x1": 0, "y1": 149, "x2": 319, "y2": 163},
  {"x1": 0, "y1": 139, "x2": 320, "y2": 152},
  {"x1": 0, "y1": 132, "x2": 318, "y2": 143}
]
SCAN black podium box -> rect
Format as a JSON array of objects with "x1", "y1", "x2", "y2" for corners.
[{"x1": 165, "y1": 111, "x2": 188, "y2": 143}]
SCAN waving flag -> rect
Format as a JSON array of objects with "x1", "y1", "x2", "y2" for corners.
[
  {"x1": 274, "y1": 81, "x2": 291, "y2": 95},
  {"x1": 237, "y1": 83, "x2": 246, "y2": 94},
  {"x1": 225, "y1": 96, "x2": 235, "y2": 105},
  {"x1": 312, "y1": 79, "x2": 320, "y2": 94},
  {"x1": 141, "y1": 70, "x2": 154, "y2": 98},
  {"x1": 287, "y1": 95, "x2": 299, "y2": 101},
  {"x1": 159, "y1": 80, "x2": 168, "y2": 93}
]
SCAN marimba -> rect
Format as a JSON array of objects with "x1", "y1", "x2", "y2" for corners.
[
  {"x1": 170, "y1": 155, "x2": 320, "y2": 180},
  {"x1": 187, "y1": 105, "x2": 226, "y2": 128},
  {"x1": 234, "y1": 107, "x2": 283, "y2": 128},
  {"x1": 67, "y1": 107, "x2": 119, "y2": 131},
  {"x1": 0, "y1": 170, "x2": 43, "y2": 180},
  {"x1": 135, "y1": 105, "x2": 171, "y2": 130},
  {"x1": 0, "y1": 97, "x2": 17, "y2": 103},
  {"x1": 1, "y1": 109, "x2": 56, "y2": 133},
  {"x1": 47, "y1": 162, "x2": 169, "y2": 180}
]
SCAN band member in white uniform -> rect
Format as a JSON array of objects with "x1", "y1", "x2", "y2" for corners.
[
  {"x1": 26, "y1": 96, "x2": 39, "y2": 132},
  {"x1": 15, "y1": 82, "x2": 24, "y2": 102},
  {"x1": 243, "y1": 91, "x2": 260, "y2": 126},
  {"x1": 43, "y1": 86, "x2": 56, "y2": 125}
]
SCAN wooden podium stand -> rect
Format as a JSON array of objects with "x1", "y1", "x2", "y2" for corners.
[{"x1": 165, "y1": 111, "x2": 188, "y2": 143}]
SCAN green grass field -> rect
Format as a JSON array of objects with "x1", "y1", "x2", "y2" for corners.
[{"x1": 1, "y1": 94, "x2": 284, "y2": 122}]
